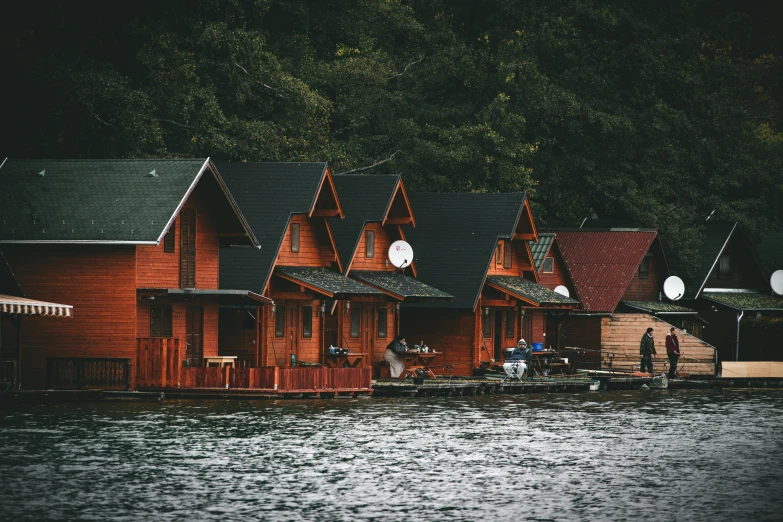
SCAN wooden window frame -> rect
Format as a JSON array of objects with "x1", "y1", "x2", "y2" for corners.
[
  {"x1": 350, "y1": 307, "x2": 361, "y2": 338},
  {"x1": 163, "y1": 227, "x2": 175, "y2": 253},
  {"x1": 543, "y1": 257, "x2": 554, "y2": 274},
  {"x1": 482, "y1": 309, "x2": 492, "y2": 338},
  {"x1": 150, "y1": 304, "x2": 173, "y2": 338},
  {"x1": 377, "y1": 307, "x2": 388, "y2": 338},
  {"x1": 365, "y1": 229, "x2": 375, "y2": 258},
  {"x1": 302, "y1": 306, "x2": 312, "y2": 339},
  {"x1": 505, "y1": 310, "x2": 515, "y2": 339},
  {"x1": 503, "y1": 240, "x2": 512, "y2": 268},
  {"x1": 639, "y1": 255, "x2": 651, "y2": 279},
  {"x1": 275, "y1": 306, "x2": 286, "y2": 338},
  {"x1": 718, "y1": 254, "x2": 731, "y2": 278},
  {"x1": 496, "y1": 242, "x2": 503, "y2": 264},
  {"x1": 290, "y1": 222, "x2": 300, "y2": 253}
]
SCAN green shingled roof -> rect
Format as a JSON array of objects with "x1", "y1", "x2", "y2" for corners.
[
  {"x1": 1, "y1": 158, "x2": 218, "y2": 243},
  {"x1": 622, "y1": 301, "x2": 696, "y2": 313},
  {"x1": 350, "y1": 271, "x2": 453, "y2": 301},
  {"x1": 275, "y1": 266, "x2": 383, "y2": 298},
  {"x1": 528, "y1": 233, "x2": 554, "y2": 271},
  {"x1": 702, "y1": 292, "x2": 783, "y2": 311},
  {"x1": 486, "y1": 276, "x2": 579, "y2": 306}
]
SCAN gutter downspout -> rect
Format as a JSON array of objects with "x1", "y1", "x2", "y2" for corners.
[{"x1": 735, "y1": 310, "x2": 744, "y2": 362}]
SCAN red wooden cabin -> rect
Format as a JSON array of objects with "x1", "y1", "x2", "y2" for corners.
[
  {"x1": 0, "y1": 158, "x2": 263, "y2": 389},
  {"x1": 400, "y1": 193, "x2": 580, "y2": 376},
  {"x1": 217, "y1": 162, "x2": 383, "y2": 369}
]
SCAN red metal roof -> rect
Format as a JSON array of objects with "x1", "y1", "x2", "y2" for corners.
[{"x1": 551, "y1": 230, "x2": 657, "y2": 312}]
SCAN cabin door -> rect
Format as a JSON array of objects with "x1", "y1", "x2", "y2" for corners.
[
  {"x1": 362, "y1": 304, "x2": 375, "y2": 367},
  {"x1": 286, "y1": 303, "x2": 298, "y2": 366},
  {"x1": 185, "y1": 306, "x2": 203, "y2": 365}
]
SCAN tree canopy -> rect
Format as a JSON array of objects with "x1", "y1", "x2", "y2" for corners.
[{"x1": 1, "y1": 0, "x2": 781, "y2": 277}]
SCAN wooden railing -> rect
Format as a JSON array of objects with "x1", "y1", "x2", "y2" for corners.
[
  {"x1": 46, "y1": 358, "x2": 131, "y2": 390},
  {"x1": 0, "y1": 358, "x2": 17, "y2": 390},
  {"x1": 136, "y1": 338, "x2": 181, "y2": 388}
]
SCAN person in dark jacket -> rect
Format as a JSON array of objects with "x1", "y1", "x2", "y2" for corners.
[
  {"x1": 503, "y1": 339, "x2": 529, "y2": 379},
  {"x1": 665, "y1": 327, "x2": 681, "y2": 379},
  {"x1": 639, "y1": 327, "x2": 656, "y2": 374},
  {"x1": 384, "y1": 335, "x2": 407, "y2": 378}
]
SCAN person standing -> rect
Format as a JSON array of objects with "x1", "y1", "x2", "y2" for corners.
[
  {"x1": 384, "y1": 335, "x2": 408, "y2": 378},
  {"x1": 639, "y1": 327, "x2": 656, "y2": 374},
  {"x1": 666, "y1": 327, "x2": 681, "y2": 379}
]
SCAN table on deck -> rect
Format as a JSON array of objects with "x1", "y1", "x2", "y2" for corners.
[
  {"x1": 203, "y1": 355, "x2": 237, "y2": 368},
  {"x1": 324, "y1": 353, "x2": 367, "y2": 368},
  {"x1": 398, "y1": 352, "x2": 440, "y2": 379},
  {"x1": 493, "y1": 351, "x2": 568, "y2": 376}
]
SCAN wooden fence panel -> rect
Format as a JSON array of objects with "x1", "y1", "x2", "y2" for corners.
[{"x1": 46, "y1": 358, "x2": 131, "y2": 390}]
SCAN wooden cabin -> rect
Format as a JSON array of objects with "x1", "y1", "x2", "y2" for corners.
[
  {"x1": 0, "y1": 158, "x2": 263, "y2": 389},
  {"x1": 216, "y1": 162, "x2": 383, "y2": 368},
  {"x1": 549, "y1": 227, "x2": 716, "y2": 375},
  {"x1": 681, "y1": 222, "x2": 783, "y2": 362},
  {"x1": 328, "y1": 174, "x2": 451, "y2": 376},
  {"x1": 400, "y1": 193, "x2": 579, "y2": 376}
]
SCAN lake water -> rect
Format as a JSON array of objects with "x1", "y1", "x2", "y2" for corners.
[{"x1": 1, "y1": 389, "x2": 782, "y2": 521}]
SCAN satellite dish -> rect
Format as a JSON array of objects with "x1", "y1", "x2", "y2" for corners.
[
  {"x1": 388, "y1": 240, "x2": 413, "y2": 268},
  {"x1": 554, "y1": 285, "x2": 570, "y2": 298},
  {"x1": 663, "y1": 276, "x2": 685, "y2": 301},
  {"x1": 771, "y1": 270, "x2": 783, "y2": 296}
]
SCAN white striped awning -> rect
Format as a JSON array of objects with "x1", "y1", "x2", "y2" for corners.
[{"x1": 0, "y1": 294, "x2": 73, "y2": 317}]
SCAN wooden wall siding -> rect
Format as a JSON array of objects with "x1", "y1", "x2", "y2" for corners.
[
  {"x1": 556, "y1": 316, "x2": 602, "y2": 370},
  {"x1": 277, "y1": 216, "x2": 335, "y2": 268},
  {"x1": 261, "y1": 298, "x2": 323, "y2": 367},
  {"x1": 601, "y1": 314, "x2": 716, "y2": 375},
  {"x1": 704, "y1": 235, "x2": 766, "y2": 290},
  {"x1": 401, "y1": 308, "x2": 476, "y2": 376},
  {"x1": 537, "y1": 248, "x2": 573, "y2": 294},
  {"x1": 336, "y1": 301, "x2": 397, "y2": 376},
  {"x1": 135, "y1": 300, "x2": 219, "y2": 359},
  {"x1": 218, "y1": 308, "x2": 258, "y2": 366},
  {"x1": 136, "y1": 190, "x2": 221, "y2": 289},
  {"x1": 487, "y1": 240, "x2": 533, "y2": 276},
  {"x1": 350, "y1": 223, "x2": 397, "y2": 272},
  {"x1": 3, "y1": 245, "x2": 137, "y2": 389},
  {"x1": 621, "y1": 250, "x2": 663, "y2": 303}
]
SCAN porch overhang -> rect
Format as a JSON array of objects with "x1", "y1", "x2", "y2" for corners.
[
  {"x1": 138, "y1": 288, "x2": 273, "y2": 306},
  {"x1": 485, "y1": 275, "x2": 579, "y2": 309},
  {"x1": 350, "y1": 271, "x2": 452, "y2": 302},
  {"x1": 275, "y1": 266, "x2": 383, "y2": 298},
  {"x1": 702, "y1": 292, "x2": 783, "y2": 312},
  {"x1": 0, "y1": 294, "x2": 73, "y2": 317}
]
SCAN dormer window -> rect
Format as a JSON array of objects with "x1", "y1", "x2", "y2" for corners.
[
  {"x1": 503, "y1": 240, "x2": 512, "y2": 268},
  {"x1": 496, "y1": 242, "x2": 503, "y2": 264},
  {"x1": 718, "y1": 254, "x2": 731, "y2": 278},
  {"x1": 639, "y1": 254, "x2": 651, "y2": 279},
  {"x1": 291, "y1": 223, "x2": 300, "y2": 253},
  {"x1": 366, "y1": 230, "x2": 375, "y2": 258},
  {"x1": 543, "y1": 257, "x2": 554, "y2": 273}
]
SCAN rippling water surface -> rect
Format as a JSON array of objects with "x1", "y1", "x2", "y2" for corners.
[{"x1": 1, "y1": 389, "x2": 783, "y2": 521}]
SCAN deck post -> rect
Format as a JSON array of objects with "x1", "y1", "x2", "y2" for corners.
[{"x1": 273, "y1": 366, "x2": 279, "y2": 390}]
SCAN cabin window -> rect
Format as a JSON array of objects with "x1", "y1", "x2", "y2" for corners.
[
  {"x1": 639, "y1": 255, "x2": 651, "y2": 279},
  {"x1": 350, "y1": 307, "x2": 361, "y2": 338},
  {"x1": 149, "y1": 304, "x2": 172, "y2": 338},
  {"x1": 718, "y1": 254, "x2": 731, "y2": 278},
  {"x1": 302, "y1": 306, "x2": 312, "y2": 338},
  {"x1": 377, "y1": 308, "x2": 388, "y2": 338},
  {"x1": 366, "y1": 230, "x2": 375, "y2": 258},
  {"x1": 483, "y1": 309, "x2": 492, "y2": 338},
  {"x1": 505, "y1": 310, "x2": 515, "y2": 339},
  {"x1": 275, "y1": 306, "x2": 286, "y2": 337},
  {"x1": 543, "y1": 257, "x2": 554, "y2": 273},
  {"x1": 291, "y1": 223, "x2": 300, "y2": 253},
  {"x1": 503, "y1": 240, "x2": 512, "y2": 268},
  {"x1": 179, "y1": 208, "x2": 196, "y2": 288},
  {"x1": 496, "y1": 242, "x2": 503, "y2": 264},
  {"x1": 163, "y1": 227, "x2": 175, "y2": 253}
]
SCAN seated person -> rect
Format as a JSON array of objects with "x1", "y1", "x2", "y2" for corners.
[
  {"x1": 503, "y1": 339, "x2": 529, "y2": 379},
  {"x1": 384, "y1": 335, "x2": 408, "y2": 378}
]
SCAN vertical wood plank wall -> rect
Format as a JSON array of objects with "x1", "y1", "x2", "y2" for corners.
[
  {"x1": 401, "y1": 308, "x2": 476, "y2": 376},
  {"x1": 3, "y1": 245, "x2": 137, "y2": 389}
]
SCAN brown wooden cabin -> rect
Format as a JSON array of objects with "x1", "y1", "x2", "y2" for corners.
[
  {"x1": 681, "y1": 222, "x2": 783, "y2": 363},
  {"x1": 0, "y1": 158, "x2": 263, "y2": 389},
  {"x1": 216, "y1": 162, "x2": 384, "y2": 369},
  {"x1": 328, "y1": 174, "x2": 452, "y2": 377},
  {"x1": 400, "y1": 193, "x2": 580, "y2": 377}
]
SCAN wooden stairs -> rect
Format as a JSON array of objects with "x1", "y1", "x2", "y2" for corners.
[{"x1": 600, "y1": 314, "x2": 716, "y2": 376}]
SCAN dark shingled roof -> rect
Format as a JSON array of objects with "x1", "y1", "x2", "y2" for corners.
[
  {"x1": 486, "y1": 276, "x2": 579, "y2": 306},
  {"x1": 275, "y1": 266, "x2": 383, "y2": 297},
  {"x1": 351, "y1": 271, "x2": 453, "y2": 301},
  {"x1": 0, "y1": 158, "x2": 241, "y2": 243},
  {"x1": 528, "y1": 233, "x2": 555, "y2": 271},
  {"x1": 702, "y1": 292, "x2": 783, "y2": 311},
  {"x1": 404, "y1": 192, "x2": 528, "y2": 309},
  {"x1": 216, "y1": 162, "x2": 327, "y2": 294},
  {"x1": 329, "y1": 174, "x2": 400, "y2": 270},
  {"x1": 622, "y1": 301, "x2": 696, "y2": 313},
  {"x1": 756, "y1": 232, "x2": 783, "y2": 276},
  {"x1": 685, "y1": 221, "x2": 737, "y2": 299}
]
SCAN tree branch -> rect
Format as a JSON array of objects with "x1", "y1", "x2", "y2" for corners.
[
  {"x1": 388, "y1": 55, "x2": 425, "y2": 80},
  {"x1": 234, "y1": 62, "x2": 289, "y2": 99},
  {"x1": 337, "y1": 150, "x2": 402, "y2": 174},
  {"x1": 153, "y1": 118, "x2": 202, "y2": 131}
]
